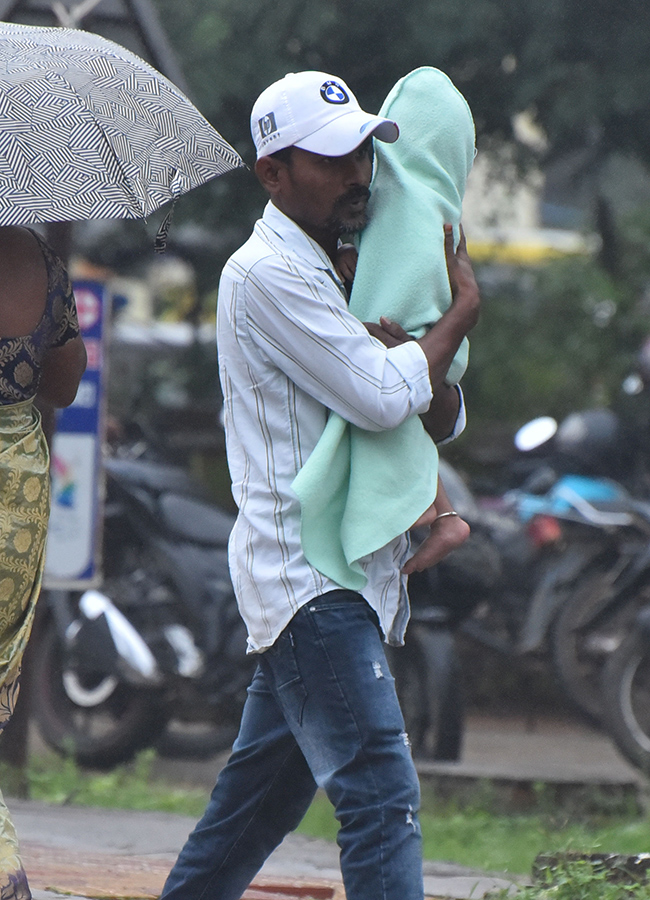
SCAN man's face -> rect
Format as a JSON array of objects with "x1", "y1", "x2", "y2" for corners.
[{"x1": 271, "y1": 140, "x2": 374, "y2": 245}]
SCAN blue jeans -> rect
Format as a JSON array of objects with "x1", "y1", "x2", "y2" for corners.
[{"x1": 160, "y1": 591, "x2": 423, "y2": 900}]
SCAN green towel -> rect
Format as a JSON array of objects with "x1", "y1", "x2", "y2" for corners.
[{"x1": 292, "y1": 67, "x2": 476, "y2": 589}]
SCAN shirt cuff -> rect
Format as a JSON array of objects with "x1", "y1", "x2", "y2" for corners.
[{"x1": 438, "y1": 384, "x2": 466, "y2": 444}]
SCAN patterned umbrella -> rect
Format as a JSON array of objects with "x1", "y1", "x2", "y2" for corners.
[{"x1": 0, "y1": 22, "x2": 244, "y2": 227}]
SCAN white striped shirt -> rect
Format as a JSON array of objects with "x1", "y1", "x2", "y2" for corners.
[{"x1": 217, "y1": 201, "x2": 465, "y2": 653}]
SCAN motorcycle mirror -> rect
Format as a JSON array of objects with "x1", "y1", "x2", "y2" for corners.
[
  {"x1": 514, "y1": 416, "x2": 558, "y2": 452},
  {"x1": 622, "y1": 373, "x2": 644, "y2": 396}
]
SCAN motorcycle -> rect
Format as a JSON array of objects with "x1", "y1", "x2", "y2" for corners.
[
  {"x1": 33, "y1": 434, "x2": 254, "y2": 769},
  {"x1": 392, "y1": 458, "x2": 501, "y2": 762},
  {"x1": 33, "y1": 432, "x2": 479, "y2": 768},
  {"x1": 602, "y1": 604, "x2": 650, "y2": 773},
  {"x1": 403, "y1": 455, "x2": 575, "y2": 753},
  {"x1": 500, "y1": 411, "x2": 650, "y2": 725}
]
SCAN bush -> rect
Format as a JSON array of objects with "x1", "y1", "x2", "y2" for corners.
[{"x1": 462, "y1": 256, "x2": 644, "y2": 435}]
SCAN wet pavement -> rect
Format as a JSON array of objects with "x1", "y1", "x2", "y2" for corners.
[{"x1": 10, "y1": 713, "x2": 647, "y2": 900}]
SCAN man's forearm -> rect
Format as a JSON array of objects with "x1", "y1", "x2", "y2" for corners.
[
  {"x1": 420, "y1": 381, "x2": 460, "y2": 442},
  {"x1": 417, "y1": 304, "x2": 475, "y2": 393},
  {"x1": 417, "y1": 223, "x2": 480, "y2": 392}
]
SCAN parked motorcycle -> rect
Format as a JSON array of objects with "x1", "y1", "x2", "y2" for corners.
[
  {"x1": 393, "y1": 458, "x2": 502, "y2": 762},
  {"x1": 502, "y1": 412, "x2": 650, "y2": 725},
  {"x1": 33, "y1": 432, "x2": 478, "y2": 768},
  {"x1": 602, "y1": 604, "x2": 650, "y2": 773},
  {"x1": 34, "y1": 437, "x2": 253, "y2": 768},
  {"x1": 404, "y1": 455, "x2": 579, "y2": 753}
]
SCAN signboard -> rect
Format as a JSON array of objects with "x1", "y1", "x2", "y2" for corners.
[{"x1": 44, "y1": 280, "x2": 108, "y2": 588}]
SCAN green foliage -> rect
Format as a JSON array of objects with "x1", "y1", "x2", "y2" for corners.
[
  {"x1": 618, "y1": 205, "x2": 650, "y2": 297},
  {"x1": 459, "y1": 253, "x2": 646, "y2": 436},
  {"x1": 152, "y1": 0, "x2": 650, "y2": 229},
  {"x1": 493, "y1": 857, "x2": 650, "y2": 899}
]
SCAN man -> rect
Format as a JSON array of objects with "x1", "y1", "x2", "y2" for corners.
[{"x1": 160, "y1": 70, "x2": 480, "y2": 900}]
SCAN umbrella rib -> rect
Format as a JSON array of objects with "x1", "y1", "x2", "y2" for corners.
[{"x1": 93, "y1": 121, "x2": 147, "y2": 218}]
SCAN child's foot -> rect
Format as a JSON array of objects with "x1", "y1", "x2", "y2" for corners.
[{"x1": 403, "y1": 514, "x2": 470, "y2": 574}]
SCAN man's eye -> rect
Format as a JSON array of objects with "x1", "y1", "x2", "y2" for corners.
[{"x1": 355, "y1": 141, "x2": 373, "y2": 161}]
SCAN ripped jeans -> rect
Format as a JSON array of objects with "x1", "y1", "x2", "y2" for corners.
[{"x1": 160, "y1": 590, "x2": 424, "y2": 900}]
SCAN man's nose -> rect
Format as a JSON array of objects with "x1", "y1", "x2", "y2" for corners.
[{"x1": 341, "y1": 151, "x2": 370, "y2": 184}]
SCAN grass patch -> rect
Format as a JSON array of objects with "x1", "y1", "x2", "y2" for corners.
[
  {"x1": 4, "y1": 750, "x2": 209, "y2": 818},
  {"x1": 6, "y1": 752, "x2": 650, "y2": 879},
  {"x1": 296, "y1": 790, "x2": 650, "y2": 876}
]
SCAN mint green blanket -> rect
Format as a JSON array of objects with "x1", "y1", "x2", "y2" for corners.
[{"x1": 291, "y1": 67, "x2": 476, "y2": 589}]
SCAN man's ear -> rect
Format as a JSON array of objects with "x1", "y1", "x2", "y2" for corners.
[{"x1": 255, "y1": 156, "x2": 284, "y2": 195}]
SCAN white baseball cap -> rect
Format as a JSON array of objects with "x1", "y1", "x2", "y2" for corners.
[{"x1": 251, "y1": 71, "x2": 399, "y2": 159}]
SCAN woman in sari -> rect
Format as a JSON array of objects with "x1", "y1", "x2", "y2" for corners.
[{"x1": 0, "y1": 225, "x2": 86, "y2": 899}]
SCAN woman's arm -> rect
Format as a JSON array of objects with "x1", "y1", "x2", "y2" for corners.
[{"x1": 36, "y1": 334, "x2": 87, "y2": 408}]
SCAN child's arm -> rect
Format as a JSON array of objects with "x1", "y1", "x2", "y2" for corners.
[{"x1": 335, "y1": 243, "x2": 358, "y2": 284}]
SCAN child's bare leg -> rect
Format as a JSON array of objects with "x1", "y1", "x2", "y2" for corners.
[{"x1": 402, "y1": 478, "x2": 470, "y2": 575}]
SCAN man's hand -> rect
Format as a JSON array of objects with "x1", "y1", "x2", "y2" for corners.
[
  {"x1": 417, "y1": 224, "x2": 480, "y2": 395},
  {"x1": 364, "y1": 316, "x2": 462, "y2": 442},
  {"x1": 444, "y1": 223, "x2": 480, "y2": 331},
  {"x1": 364, "y1": 316, "x2": 414, "y2": 348},
  {"x1": 403, "y1": 479, "x2": 470, "y2": 574}
]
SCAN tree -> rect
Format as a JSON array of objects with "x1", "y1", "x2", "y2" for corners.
[
  {"x1": 153, "y1": 0, "x2": 650, "y2": 272},
  {"x1": 145, "y1": 0, "x2": 650, "y2": 444}
]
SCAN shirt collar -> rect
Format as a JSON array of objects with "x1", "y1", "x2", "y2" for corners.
[{"x1": 258, "y1": 201, "x2": 341, "y2": 279}]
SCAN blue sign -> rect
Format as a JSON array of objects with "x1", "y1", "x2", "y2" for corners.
[{"x1": 44, "y1": 281, "x2": 107, "y2": 588}]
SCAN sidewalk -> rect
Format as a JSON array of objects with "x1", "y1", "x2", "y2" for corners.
[
  {"x1": 14, "y1": 801, "x2": 519, "y2": 900},
  {"x1": 10, "y1": 713, "x2": 647, "y2": 900}
]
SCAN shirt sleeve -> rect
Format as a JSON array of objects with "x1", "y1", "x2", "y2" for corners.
[
  {"x1": 48, "y1": 262, "x2": 81, "y2": 348},
  {"x1": 243, "y1": 255, "x2": 433, "y2": 432}
]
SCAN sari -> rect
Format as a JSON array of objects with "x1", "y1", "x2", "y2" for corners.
[{"x1": 0, "y1": 398, "x2": 50, "y2": 900}]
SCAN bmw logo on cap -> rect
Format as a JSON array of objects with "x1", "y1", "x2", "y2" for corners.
[{"x1": 320, "y1": 81, "x2": 349, "y2": 104}]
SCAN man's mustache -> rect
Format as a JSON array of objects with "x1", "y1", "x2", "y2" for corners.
[{"x1": 335, "y1": 186, "x2": 371, "y2": 207}]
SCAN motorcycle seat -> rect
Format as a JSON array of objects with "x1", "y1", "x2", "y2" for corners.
[
  {"x1": 159, "y1": 493, "x2": 235, "y2": 546},
  {"x1": 105, "y1": 458, "x2": 203, "y2": 497}
]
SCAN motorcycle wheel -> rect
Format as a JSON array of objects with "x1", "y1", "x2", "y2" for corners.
[
  {"x1": 156, "y1": 721, "x2": 239, "y2": 759},
  {"x1": 155, "y1": 712, "x2": 242, "y2": 759},
  {"x1": 388, "y1": 624, "x2": 464, "y2": 761},
  {"x1": 551, "y1": 562, "x2": 648, "y2": 725},
  {"x1": 32, "y1": 612, "x2": 169, "y2": 769},
  {"x1": 602, "y1": 629, "x2": 650, "y2": 774}
]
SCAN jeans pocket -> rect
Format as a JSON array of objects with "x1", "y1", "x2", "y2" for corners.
[{"x1": 264, "y1": 629, "x2": 308, "y2": 726}]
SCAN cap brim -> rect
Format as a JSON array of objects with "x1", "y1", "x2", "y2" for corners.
[{"x1": 294, "y1": 110, "x2": 399, "y2": 157}]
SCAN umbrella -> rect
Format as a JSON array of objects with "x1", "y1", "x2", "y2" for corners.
[{"x1": 0, "y1": 22, "x2": 244, "y2": 228}]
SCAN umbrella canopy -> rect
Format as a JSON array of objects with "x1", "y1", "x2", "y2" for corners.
[{"x1": 0, "y1": 22, "x2": 244, "y2": 226}]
